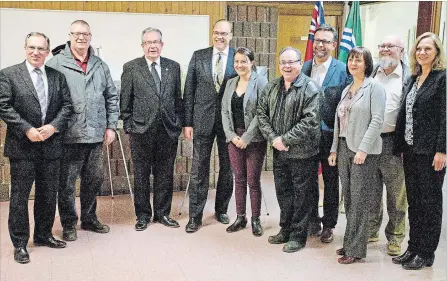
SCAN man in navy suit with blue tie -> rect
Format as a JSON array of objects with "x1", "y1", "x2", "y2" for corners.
[
  {"x1": 183, "y1": 20, "x2": 237, "y2": 233},
  {"x1": 302, "y1": 24, "x2": 351, "y2": 243}
]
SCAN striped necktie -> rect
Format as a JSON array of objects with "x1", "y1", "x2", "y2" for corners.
[
  {"x1": 151, "y1": 62, "x2": 161, "y2": 94},
  {"x1": 214, "y1": 52, "x2": 224, "y2": 92},
  {"x1": 34, "y1": 68, "x2": 47, "y2": 124}
]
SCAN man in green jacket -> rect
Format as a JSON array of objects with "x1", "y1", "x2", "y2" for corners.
[{"x1": 47, "y1": 20, "x2": 119, "y2": 241}]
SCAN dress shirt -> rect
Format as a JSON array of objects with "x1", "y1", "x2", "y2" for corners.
[
  {"x1": 311, "y1": 56, "x2": 332, "y2": 87},
  {"x1": 212, "y1": 46, "x2": 229, "y2": 78},
  {"x1": 374, "y1": 63, "x2": 403, "y2": 133},
  {"x1": 145, "y1": 57, "x2": 162, "y2": 80},
  {"x1": 26, "y1": 60, "x2": 48, "y2": 100}
]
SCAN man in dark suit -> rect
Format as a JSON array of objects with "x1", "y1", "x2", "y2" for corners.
[
  {"x1": 301, "y1": 24, "x2": 350, "y2": 243},
  {"x1": 0, "y1": 32, "x2": 72, "y2": 264},
  {"x1": 120, "y1": 27, "x2": 183, "y2": 231},
  {"x1": 183, "y1": 19, "x2": 237, "y2": 233}
]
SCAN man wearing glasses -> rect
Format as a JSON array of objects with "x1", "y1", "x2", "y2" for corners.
[
  {"x1": 47, "y1": 20, "x2": 119, "y2": 241},
  {"x1": 301, "y1": 23, "x2": 351, "y2": 243},
  {"x1": 257, "y1": 47, "x2": 322, "y2": 253},
  {"x1": 120, "y1": 28, "x2": 183, "y2": 231},
  {"x1": 183, "y1": 19, "x2": 237, "y2": 233},
  {"x1": 368, "y1": 35, "x2": 410, "y2": 256},
  {"x1": 0, "y1": 32, "x2": 72, "y2": 263}
]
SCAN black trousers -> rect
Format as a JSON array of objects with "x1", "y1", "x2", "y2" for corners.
[
  {"x1": 403, "y1": 151, "x2": 445, "y2": 258},
  {"x1": 273, "y1": 153, "x2": 319, "y2": 242},
  {"x1": 58, "y1": 143, "x2": 104, "y2": 228},
  {"x1": 188, "y1": 125, "x2": 233, "y2": 219},
  {"x1": 9, "y1": 159, "x2": 60, "y2": 247},
  {"x1": 130, "y1": 124, "x2": 178, "y2": 220},
  {"x1": 310, "y1": 130, "x2": 339, "y2": 228}
]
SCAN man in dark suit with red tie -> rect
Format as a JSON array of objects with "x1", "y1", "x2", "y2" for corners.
[
  {"x1": 120, "y1": 27, "x2": 183, "y2": 231},
  {"x1": 0, "y1": 32, "x2": 72, "y2": 264},
  {"x1": 183, "y1": 19, "x2": 237, "y2": 233}
]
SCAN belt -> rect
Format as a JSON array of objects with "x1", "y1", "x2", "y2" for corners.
[{"x1": 381, "y1": 132, "x2": 395, "y2": 138}]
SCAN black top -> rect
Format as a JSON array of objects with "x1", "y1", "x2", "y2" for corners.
[{"x1": 231, "y1": 91, "x2": 245, "y2": 130}]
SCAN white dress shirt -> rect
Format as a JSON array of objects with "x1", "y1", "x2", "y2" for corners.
[
  {"x1": 311, "y1": 56, "x2": 332, "y2": 87},
  {"x1": 374, "y1": 63, "x2": 403, "y2": 133},
  {"x1": 145, "y1": 56, "x2": 162, "y2": 80},
  {"x1": 212, "y1": 46, "x2": 229, "y2": 80},
  {"x1": 26, "y1": 60, "x2": 48, "y2": 99}
]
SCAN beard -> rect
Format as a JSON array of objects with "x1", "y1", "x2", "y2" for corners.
[{"x1": 379, "y1": 57, "x2": 399, "y2": 70}]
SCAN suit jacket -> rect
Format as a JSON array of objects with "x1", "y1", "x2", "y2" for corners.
[
  {"x1": 183, "y1": 47, "x2": 237, "y2": 136},
  {"x1": 221, "y1": 72, "x2": 268, "y2": 145},
  {"x1": 394, "y1": 69, "x2": 446, "y2": 155},
  {"x1": 120, "y1": 56, "x2": 183, "y2": 140},
  {"x1": 0, "y1": 62, "x2": 73, "y2": 160},
  {"x1": 302, "y1": 58, "x2": 351, "y2": 129},
  {"x1": 331, "y1": 77, "x2": 386, "y2": 155}
]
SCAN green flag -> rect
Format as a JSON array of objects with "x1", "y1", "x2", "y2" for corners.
[{"x1": 338, "y1": 1, "x2": 362, "y2": 63}]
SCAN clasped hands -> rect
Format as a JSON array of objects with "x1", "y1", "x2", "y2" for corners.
[
  {"x1": 328, "y1": 150, "x2": 367, "y2": 166},
  {"x1": 26, "y1": 125, "x2": 56, "y2": 142},
  {"x1": 231, "y1": 136, "x2": 248, "y2": 149}
]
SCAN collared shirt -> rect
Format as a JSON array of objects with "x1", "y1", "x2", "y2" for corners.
[
  {"x1": 311, "y1": 56, "x2": 332, "y2": 87},
  {"x1": 145, "y1": 57, "x2": 162, "y2": 80},
  {"x1": 374, "y1": 63, "x2": 403, "y2": 133},
  {"x1": 71, "y1": 49, "x2": 89, "y2": 73},
  {"x1": 26, "y1": 60, "x2": 48, "y2": 99},
  {"x1": 212, "y1": 46, "x2": 229, "y2": 78}
]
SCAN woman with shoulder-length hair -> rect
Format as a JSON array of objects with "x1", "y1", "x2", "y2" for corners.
[
  {"x1": 221, "y1": 47, "x2": 268, "y2": 236},
  {"x1": 392, "y1": 32, "x2": 446, "y2": 270},
  {"x1": 328, "y1": 47, "x2": 386, "y2": 264}
]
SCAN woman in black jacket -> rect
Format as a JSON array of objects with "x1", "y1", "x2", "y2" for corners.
[{"x1": 393, "y1": 32, "x2": 446, "y2": 270}]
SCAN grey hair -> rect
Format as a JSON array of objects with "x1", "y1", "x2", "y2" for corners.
[
  {"x1": 279, "y1": 46, "x2": 302, "y2": 61},
  {"x1": 25, "y1": 32, "x2": 50, "y2": 50},
  {"x1": 141, "y1": 27, "x2": 163, "y2": 43}
]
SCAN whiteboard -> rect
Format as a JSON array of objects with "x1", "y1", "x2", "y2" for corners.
[{"x1": 0, "y1": 8, "x2": 209, "y2": 80}]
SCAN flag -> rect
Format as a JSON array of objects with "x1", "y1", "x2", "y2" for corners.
[
  {"x1": 338, "y1": 1, "x2": 362, "y2": 63},
  {"x1": 304, "y1": 1, "x2": 326, "y2": 62}
]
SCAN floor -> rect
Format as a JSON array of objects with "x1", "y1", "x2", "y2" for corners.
[{"x1": 0, "y1": 171, "x2": 446, "y2": 281}]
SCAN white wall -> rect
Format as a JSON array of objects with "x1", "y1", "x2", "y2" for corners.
[{"x1": 0, "y1": 8, "x2": 209, "y2": 80}]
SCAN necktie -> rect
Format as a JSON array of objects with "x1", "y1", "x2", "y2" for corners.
[
  {"x1": 33, "y1": 68, "x2": 47, "y2": 124},
  {"x1": 151, "y1": 62, "x2": 161, "y2": 94},
  {"x1": 214, "y1": 52, "x2": 224, "y2": 92}
]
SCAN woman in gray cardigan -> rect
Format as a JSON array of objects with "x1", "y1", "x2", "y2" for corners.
[
  {"x1": 328, "y1": 47, "x2": 386, "y2": 264},
  {"x1": 221, "y1": 47, "x2": 268, "y2": 236}
]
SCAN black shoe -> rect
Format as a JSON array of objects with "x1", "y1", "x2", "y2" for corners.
[
  {"x1": 336, "y1": 248, "x2": 346, "y2": 256},
  {"x1": 62, "y1": 227, "x2": 77, "y2": 241},
  {"x1": 135, "y1": 218, "x2": 148, "y2": 231},
  {"x1": 268, "y1": 229, "x2": 290, "y2": 244},
  {"x1": 215, "y1": 213, "x2": 230, "y2": 224},
  {"x1": 14, "y1": 247, "x2": 30, "y2": 264},
  {"x1": 251, "y1": 216, "x2": 263, "y2": 237},
  {"x1": 226, "y1": 215, "x2": 247, "y2": 233},
  {"x1": 402, "y1": 254, "x2": 435, "y2": 270},
  {"x1": 185, "y1": 218, "x2": 202, "y2": 233},
  {"x1": 392, "y1": 249, "x2": 415, "y2": 264},
  {"x1": 308, "y1": 221, "x2": 322, "y2": 236},
  {"x1": 320, "y1": 227, "x2": 334, "y2": 243},
  {"x1": 282, "y1": 241, "x2": 305, "y2": 253},
  {"x1": 81, "y1": 220, "x2": 110, "y2": 233},
  {"x1": 34, "y1": 237, "x2": 67, "y2": 249},
  {"x1": 154, "y1": 216, "x2": 180, "y2": 228}
]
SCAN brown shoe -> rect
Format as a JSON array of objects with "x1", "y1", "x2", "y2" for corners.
[
  {"x1": 338, "y1": 256, "x2": 360, "y2": 264},
  {"x1": 320, "y1": 228, "x2": 334, "y2": 243}
]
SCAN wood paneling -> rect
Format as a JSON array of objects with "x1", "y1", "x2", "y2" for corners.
[{"x1": 0, "y1": 1, "x2": 226, "y2": 44}]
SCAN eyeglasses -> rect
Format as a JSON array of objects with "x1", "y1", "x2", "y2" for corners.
[
  {"x1": 142, "y1": 40, "x2": 162, "y2": 46},
  {"x1": 212, "y1": 31, "x2": 230, "y2": 37},
  {"x1": 70, "y1": 32, "x2": 92, "y2": 38},
  {"x1": 279, "y1": 60, "x2": 300, "y2": 66},
  {"x1": 26, "y1": 46, "x2": 48, "y2": 53},
  {"x1": 314, "y1": 39, "x2": 334, "y2": 45},
  {"x1": 378, "y1": 44, "x2": 402, "y2": 50}
]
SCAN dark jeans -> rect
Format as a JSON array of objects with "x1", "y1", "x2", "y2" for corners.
[
  {"x1": 227, "y1": 128, "x2": 266, "y2": 217},
  {"x1": 188, "y1": 124, "x2": 233, "y2": 219},
  {"x1": 273, "y1": 152, "x2": 319, "y2": 242},
  {"x1": 58, "y1": 143, "x2": 104, "y2": 228},
  {"x1": 9, "y1": 159, "x2": 60, "y2": 247},
  {"x1": 130, "y1": 124, "x2": 178, "y2": 220},
  {"x1": 310, "y1": 130, "x2": 339, "y2": 228},
  {"x1": 403, "y1": 151, "x2": 445, "y2": 258}
]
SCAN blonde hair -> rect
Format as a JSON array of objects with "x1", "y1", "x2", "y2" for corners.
[{"x1": 409, "y1": 32, "x2": 446, "y2": 75}]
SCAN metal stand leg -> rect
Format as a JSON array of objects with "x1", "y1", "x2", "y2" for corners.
[
  {"x1": 261, "y1": 185, "x2": 269, "y2": 216},
  {"x1": 106, "y1": 145, "x2": 114, "y2": 198},
  {"x1": 117, "y1": 131, "x2": 134, "y2": 204},
  {"x1": 178, "y1": 176, "x2": 190, "y2": 216}
]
